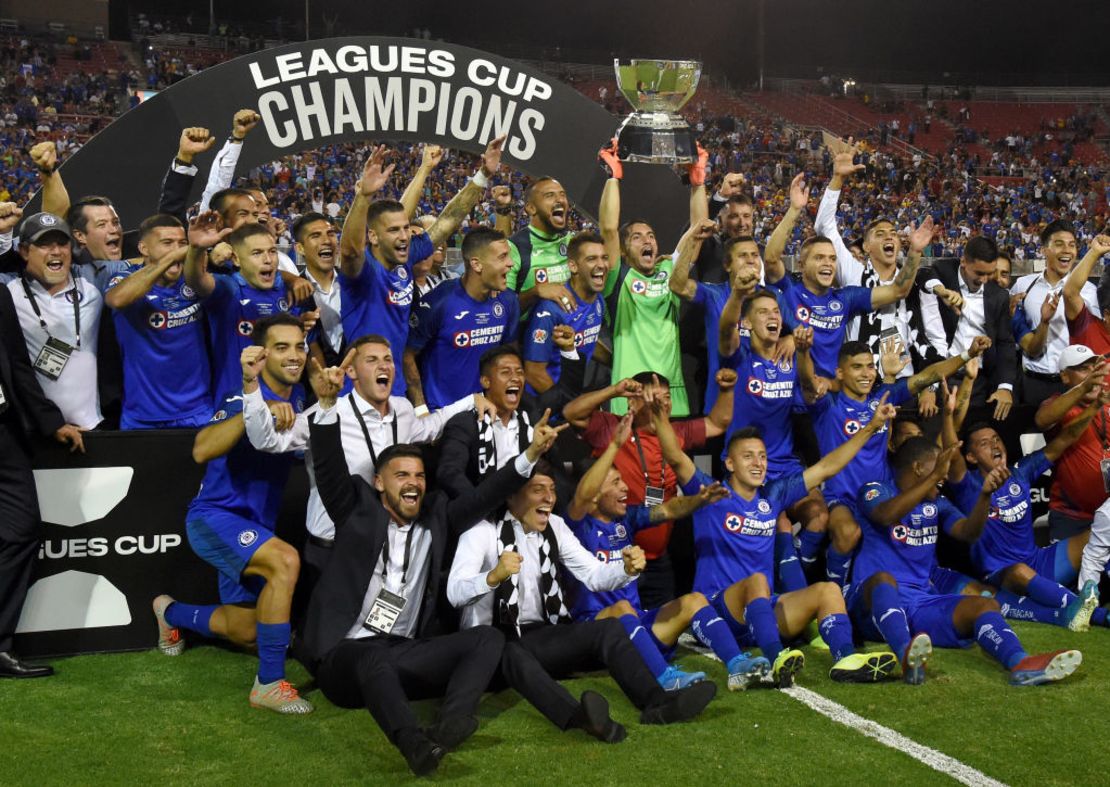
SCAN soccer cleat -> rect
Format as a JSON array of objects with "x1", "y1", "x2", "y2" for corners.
[
  {"x1": 152, "y1": 595, "x2": 185, "y2": 656},
  {"x1": 901, "y1": 633, "x2": 932, "y2": 685},
  {"x1": 640, "y1": 681, "x2": 717, "y2": 725},
  {"x1": 726, "y1": 652, "x2": 771, "y2": 691},
  {"x1": 1009, "y1": 649, "x2": 1082, "y2": 686},
  {"x1": 249, "y1": 677, "x2": 314, "y2": 714},
  {"x1": 657, "y1": 664, "x2": 707, "y2": 691},
  {"x1": 804, "y1": 620, "x2": 830, "y2": 652},
  {"x1": 770, "y1": 648, "x2": 805, "y2": 688},
  {"x1": 830, "y1": 651, "x2": 898, "y2": 683},
  {"x1": 1065, "y1": 581, "x2": 1100, "y2": 632}
]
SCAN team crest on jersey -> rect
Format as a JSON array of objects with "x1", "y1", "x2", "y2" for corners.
[
  {"x1": 757, "y1": 500, "x2": 771, "y2": 514},
  {"x1": 615, "y1": 524, "x2": 627, "y2": 539},
  {"x1": 922, "y1": 503, "x2": 937, "y2": 517},
  {"x1": 595, "y1": 300, "x2": 603, "y2": 316},
  {"x1": 65, "y1": 289, "x2": 85, "y2": 304},
  {"x1": 409, "y1": 313, "x2": 419, "y2": 327},
  {"x1": 147, "y1": 311, "x2": 168, "y2": 330},
  {"x1": 181, "y1": 285, "x2": 195, "y2": 299},
  {"x1": 278, "y1": 298, "x2": 289, "y2": 311},
  {"x1": 1008, "y1": 482, "x2": 1022, "y2": 496},
  {"x1": 492, "y1": 302, "x2": 504, "y2": 318},
  {"x1": 558, "y1": 243, "x2": 568, "y2": 256},
  {"x1": 655, "y1": 270, "x2": 667, "y2": 281},
  {"x1": 296, "y1": 397, "x2": 305, "y2": 411},
  {"x1": 238, "y1": 529, "x2": 258, "y2": 546},
  {"x1": 892, "y1": 524, "x2": 908, "y2": 542},
  {"x1": 453, "y1": 332, "x2": 471, "y2": 348},
  {"x1": 631, "y1": 279, "x2": 647, "y2": 295},
  {"x1": 213, "y1": 410, "x2": 228, "y2": 422},
  {"x1": 843, "y1": 419, "x2": 862, "y2": 435},
  {"x1": 830, "y1": 299, "x2": 843, "y2": 312},
  {"x1": 777, "y1": 359, "x2": 792, "y2": 372},
  {"x1": 535, "y1": 268, "x2": 549, "y2": 283},
  {"x1": 724, "y1": 514, "x2": 743, "y2": 532},
  {"x1": 397, "y1": 267, "x2": 408, "y2": 280},
  {"x1": 747, "y1": 378, "x2": 763, "y2": 395},
  {"x1": 869, "y1": 399, "x2": 880, "y2": 411},
  {"x1": 795, "y1": 305, "x2": 810, "y2": 322},
  {"x1": 238, "y1": 320, "x2": 254, "y2": 336},
  {"x1": 864, "y1": 487, "x2": 880, "y2": 501},
  {"x1": 532, "y1": 329, "x2": 547, "y2": 343}
]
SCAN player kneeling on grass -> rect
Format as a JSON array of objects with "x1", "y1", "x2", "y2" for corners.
[
  {"x1": 650, "y1": 378, "x2": 899, "y2": 688},
  {"x1": 851, "y1": 437, "x2": 1082, "y2": 686},
  {"x1": 564, "y1": 411, "x2": 758, "y2": 691}
]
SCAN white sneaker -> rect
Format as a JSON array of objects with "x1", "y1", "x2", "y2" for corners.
[
  {"x1": 249, "y1": 677, "x2": 314, "y2": 714},
  {"x1": 152, "y1": 595, "x2": 185, "y2": 656}
]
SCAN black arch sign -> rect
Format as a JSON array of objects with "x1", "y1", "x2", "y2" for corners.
[{"x1": 36, "y1": 37, "x2": 689, "y2": 246}]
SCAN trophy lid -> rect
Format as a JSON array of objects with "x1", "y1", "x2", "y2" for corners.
[{"x1": 613, "y1": 59, "x2": 702, "y2": 114}]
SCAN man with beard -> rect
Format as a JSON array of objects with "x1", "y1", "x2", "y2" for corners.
[
  {"x1": 104, "y1": 214, "x2": 211, "y2": 429},
  {"x1": 1011, "y1": 220, "x2": 1101, "y2": 403},
  {"x1": 405, "y1": 228, "x2": 519, "y2": 410},
  {"x1": 523, "y1": 231, "x2": 611, "y2": 394},
  {"x1": 152, "y1": 315, "x2": 322, "y2": 713},
  {"x1": 340, "y1": 139, "x2": 505, "y2": 399},
  {"x1": 506, "y1": 176, "x2": 579, "y2": 313}
]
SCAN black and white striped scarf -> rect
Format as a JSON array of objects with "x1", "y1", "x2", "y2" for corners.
[
  {"x1": 494, "y1": 511, "x2": 569, "y2": 637},
  {"x1": 476, "y1": 410, "x2": 533, "y2": 477}
]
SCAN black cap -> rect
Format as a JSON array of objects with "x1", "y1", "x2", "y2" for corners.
[{"x1": 19, "y1": 212, "x2": 72, "y2": 245}]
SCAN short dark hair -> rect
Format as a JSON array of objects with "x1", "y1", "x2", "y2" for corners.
[
  {"x1": 292, "y1": 212, "x2": 331, "y2": 243},
  {"x1": 837, "y1": 340, "x2": 873, "y2": 365},
  {"x1": 741, "y1": 288, "x2": 779, "y2": 319},
  {"x1": 226, "y1": 222, "x2": 272, "y2": 249},
  {"x1": 964, "y1": 236, "x2": 999, "y2": 265},
  {"x1": 864, "y1": 218, "x2": 895, "y2": 240},
  {"x1": 618, "y1": 219, "x2": 654, "y2": 251},
  {"x1": 366, "y1": 199, "x2": 406, "y2": 228},
  {"x1": 461, "y1": 227, "x2": 506, "y2": 262},
  {"x1": 960, "y1": 421, "x2": 997, "y2": 445},
  {"x1": 479, "y1": 344, "x2": 522, "y2": 376},
  {"x1": 723, "y1": 235, "x2": 761, "y2": 258},
  {"x1": 1040, "y1": 219, "x2": 1076, "y2": 247},
  {"x1": 994, "y1": 250, "x2": 1012, "y2": 266},
  {"x1": 530, "y1": 458, "x2": 558, "y2": 481},
  {"x1": 799, "y1": 235, "x2": 836, "y2": 262},
  {"x1": 632, "y1": 370, "x2": 670, "y2": 388},
  {"x1": 724, "y1": 194, "x2": 753, "y2": 209},
  {"x1": 892, "y1": 436, "x2": 938, "y2": 475},
  {"x1": 524, "y1": 176, "x2": 560, "y2": 205},
  {"x1": 567, "y1": 231, "x2": 605, "y2": 261},
  {"x1": 376, "y1": 443, "x2": 425, "y2": 473},
  {"x1": 349, "y1": 333, "x2": 392, "y2": 353},
  {"x1": 727, "y1": 426, "x2": 764, "y2": 453},
  {"x1": 210, "y1": 187, "x2": 255, "y2": 216},
  {"x1": 66, "y1": 196, "x2": 115, "y2": 234},
  {"x1": 138, "y1": 213, "x2": 183, "y2": 238},
  {"x1": 251, "y1": 313, "x2": 304, "y2": 346}
]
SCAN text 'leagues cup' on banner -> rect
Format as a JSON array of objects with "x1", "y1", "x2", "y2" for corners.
[{"x1": 248, "y1": 44, "x2": 551, "y2": 159}]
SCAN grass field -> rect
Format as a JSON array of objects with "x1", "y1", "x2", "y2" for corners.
[{"x1": 6, "y1": 620, "x2": 1110, "y2": 786}]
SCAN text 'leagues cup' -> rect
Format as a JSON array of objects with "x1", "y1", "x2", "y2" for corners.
[{"x1": 613, "y1": 59, "x2": 701, "y2": 164}]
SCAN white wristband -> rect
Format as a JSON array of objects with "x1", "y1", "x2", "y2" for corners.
[
  {"x1": 414, "y1": 404, "x2": 430, "y2": 417},
  {"x1": 960, "y1": 350, "x2": 971, "y2": 362},
  {"x1": 471, "y1": 170, "x2": 490, "y2": 189}
]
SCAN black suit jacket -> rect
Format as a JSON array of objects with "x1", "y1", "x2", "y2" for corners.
[
  {"x1": 300, "y1": 411, "x2": 530, "y2": 669},
  {"x1": 0, "y1": 285, "x2": 65, "y2": 449},
  {"x1": 913, "y1": 260, "x2": 1016, "y2": 400}
]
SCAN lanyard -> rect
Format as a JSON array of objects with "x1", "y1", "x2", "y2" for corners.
[
  {"x1": 348, "y1": 393, "x2": 398, "y2": 467},
  {"x1": 631, "y1": 430, "x2": 665, "y2": 488},
  {"x1": 22, "y1": 276, "x2": 81, "y2": 349},
  {"x1": 381, "y1": 523, "x2": 416, "y2": 587}
]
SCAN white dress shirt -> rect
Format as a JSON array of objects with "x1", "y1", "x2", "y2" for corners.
[
  {"x1": 1011, "y1": 272, "x2": 1100, "y2": 374},
  {"x1": 7, "y1": 275, "x2": 103, "y2": 428},
  {"x1": 346, "y1": 518, "x2": 432, "y2": 640},
  {"x1": 306, "y1": 267, "x2": 343, "y2": 352},
  {"x1": 448, "y1": 513, "x2": 633, "y2": 631},
  {"x1": 243, "y1": 388, "x2": 475, "y2": 540},
  {"x1": 919, "y1": 275, "x2": 1013, "y2": 392},
  {"x1": 489, "y1": 415, "x2": 522, "y2": 471}
]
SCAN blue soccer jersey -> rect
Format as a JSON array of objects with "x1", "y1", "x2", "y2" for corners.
[
  {"x1": 720, "y1": 342, "x2": 802, "y2": 476},
  {"x1": 408, "y1": 280, "x2": 520, "y2": 409},
  {"x1": 855, "y1": 481, "x2": 964, "y2": 601},
  {"x1": 565, "y1": 506, "x2": 656, "y2": 619},
  {"x1": 187, "y1": 381, "x2": 306, "y2": 526},
  {"x1": 770, "y1": 276, "x2": 872, "y2": 377},
  {"x1": 523, "y1": 286, "x2": 604, "y2": 392},
  {"x1": 682, "y1": 467, "x2": 808, "y2": 597},
  {"x1": 810, "y1": 380, "x2": 911, "y2": 503},
  {"x1": 948, "y1": 450, "x2": 1052, "y2": 576},
  {"x1": 340, "y1": 233, "x2": 433, "y2": 396},
  {"x1": 108, "y1": 265, "x2": 211, "y2": 426},
  {"x1": 205, "y1": 273, "x2": 296, "y2": 403}
]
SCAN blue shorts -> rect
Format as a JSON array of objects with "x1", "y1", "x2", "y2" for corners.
[
  {"x1": 847, "y1": 581, "x2": 973, "y2": 650},
  {"x1": 980, "y1": 541, "x2": 1077, "y2": 587},
  {"x1": 638, "y1": 606, "x2": 677, "y2": 661},
  {"x1": 929, "y1": 565, "x2": 978, "y2": 596},
  {"x1": 709, "y1": 589, "x2": 780, "y2": 649},
  {"x1": 824, "y1": 494, "x2": 860, "y2": 520},
  {"x1": 121, "y1": 410, "x2": 211, "y2": 430},
  {"x1": 186, "y1": 508, "x2": 272, "y2": 604}
]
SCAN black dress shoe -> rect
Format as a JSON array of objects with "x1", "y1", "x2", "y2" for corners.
[
  {"x1": 397, "y1": 729, "x2": 446, "y2": 777},
  {"x1": 425, "y1": 715, "x2": 479, "y2": 751},
  {"x1": 570, "y1": 690, "x2": 626, "y2": 743},
  {"x1": 0, "y1": 651, "x2": 54, "y2": 678}
]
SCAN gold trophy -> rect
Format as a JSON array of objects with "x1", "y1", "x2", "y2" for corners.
[{"x1": 613, "y1": 59, "x2": 702, "y2": 164}]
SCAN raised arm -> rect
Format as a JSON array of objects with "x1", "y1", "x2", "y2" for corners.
[
  {"x1": 949, "y1": 466, "x2": 1008, "y2": 542},
  {"x1": 704, "y1": 369, "x2": 737, "y2": 437},
  {"x1": 871, "y1": 216, "x2": 933, "y2": 306},
  {"x1": 688, "y1": 143, "x2": 710, "y2": 226},
  {"x1": 794, "y1": 326, "x2": 822, "y2": 404},
  {"x1": 1044, "y1": 389, "x2": 1109, "y2": 462},
  {"x1": 563, "y1": 377, "x2": 643, "y2": 430},
  {"x1": 803, "y1": 398, "x2": 895, "y2": 490},
  {"x1": 819, "y1": 150, "x2": 866, "y2": 283},
  {"x1": 906, "y1": 335, "x2": 991, "y2": 396},
  {"x1": 717, "y1": 269, "x2": 757, "y2": 358},
  {"x1": 867, "y1": 442, "x2": 961, "y2": 527},
  {"x1": 200, "y1": 109, "x2": 259, "y2": 212},
  {"x1": 1035, "y1": 359, "x2": 1108, "y2": 430},
  {"x1": 104, "y1": 247, "x2": 187, "y2": 310},
  {"x1": 654, "y1": 479, "x2": 728, "y2": 523},
  {"x1": 184, "y1": 210, "x2": 231, "y2": 299},
  {"x1": 158, "y1": 127, "x2": 214, "y2": 223},
  {"x1": 426, "y1": 136, "x2": 505, "y2": 248},
  {"x1": 339, "y1": 145, "x2": 396, "y2": 279},
  {"x1": 567, "y1": 413, "x2": 631, "y2": 520},
  {"x1": 29, "y1": 142, "x2": 69, "y2": 219},
  {"x1": 650, "y1": 383, "x2": 697, "y2": 485},
  {"x1": 763, "y1": 174, "x2": 808, "y2": 284},
  {"x1": 668, "y1": 219, "x2": 717, "y2": 301},
  {"x1": 400, "y1": 144, "x2": 442, "y2": 219},
  {"x1": 491, "y1": 185, "x2": 514, "y2": 236},
  {"x1": 598, "y1": 155, "x2": 622, "y2": 275},
  {"x1": 1064, "y1": 234, "x2": 1110, "y2": 320}
]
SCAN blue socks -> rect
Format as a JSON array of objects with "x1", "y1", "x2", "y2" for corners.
[
  {"x1": 775, "y1": 532, "x2": 808, "y2": 592},
  {"x1": 826, "y1": 547, "x2": 853, "y2": 588},
  {"x1": 1025, "y1": 574, "x2": 1074, "y2": 609},
  {"x1": 973, "y1": 611, "x2": 1026, "y2": 670},
  {"x1": 164, "y1": 602, "x2": 216, "y2": 637},
  {"x1": 255, "y1": 622, "x2": 291, "y2": 684},
  {"x1": 618, "y1": 613, "x2": 669, "y2": 678},
  {"x1": 818, "y1": 613, "x2": 855, "y2": 662},
  {"x1": 1093, "y1": 607, "x2": 1108, "y2": 627},
  {"x1": 798, "y1": 529, "x2": 825, "y2": 568},
  {"x1": 994, "y1": 589, "x2": 1065, "y2": 626},
  {"x1": 690, "y1": 605, "x2": 742, "y2": 664},
  {"x1": 870, "y1": 582, "x2": 911, "y2": 656},
  {"x1": 744, "y1": 597, "x2": 782, "y2": 662}
]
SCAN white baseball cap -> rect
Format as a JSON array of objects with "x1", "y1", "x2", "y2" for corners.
[{"x1": 1057, "y1": 344, "x2": 1099, "y2": 373}]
